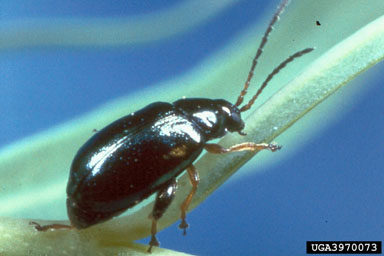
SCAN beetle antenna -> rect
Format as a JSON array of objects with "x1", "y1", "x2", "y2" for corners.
[
  {"x1": 239, "y1": 47, "x2": 314, "y2": 112},
  {"x1": 235, "y1": 0, "x2": 290, "y2": 107}
]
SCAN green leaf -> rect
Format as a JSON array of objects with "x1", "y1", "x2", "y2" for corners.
[{"x1": 0, "y1": 0, "x2": 238, "y2": 48}]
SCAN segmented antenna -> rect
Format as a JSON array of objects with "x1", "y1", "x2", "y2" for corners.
[
  {"x1": 235, "y1": 0, "x2": 290, "y2": 107},
  {"x1": 239, "y1": 47, "x2": 314, "y2": 112}
]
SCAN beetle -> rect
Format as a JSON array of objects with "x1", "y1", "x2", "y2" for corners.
[{"x1": 30, "y1": 0, "x2": 314, "y2": 252}]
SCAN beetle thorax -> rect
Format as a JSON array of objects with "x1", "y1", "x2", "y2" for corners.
[{"x1": 173, "y1": 98, "x2": 245, "y2": 141}]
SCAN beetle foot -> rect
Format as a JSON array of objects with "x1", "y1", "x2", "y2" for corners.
[
  {"x1": 148, "y1": 235, "x2": 160, "y2": 253},
  {"x1": 268, "y1": 142, "x2": 282, "y2": 152},
  {"x1": 179, "y1": 220, "x2": 189, "y2": 235}
]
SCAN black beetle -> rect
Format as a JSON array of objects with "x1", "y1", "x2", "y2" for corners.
[{"x1": 31, "y1": 0, "x2": 314, "y2": 252}]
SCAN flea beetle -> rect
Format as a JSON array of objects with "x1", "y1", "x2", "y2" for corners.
[{"x1": 31, "y1": 0, "x2": 314, "y2": 252}]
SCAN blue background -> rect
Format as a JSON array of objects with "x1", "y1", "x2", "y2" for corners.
[{"x1": 1, "y1": 0, "x2": 383, "y2": 255}]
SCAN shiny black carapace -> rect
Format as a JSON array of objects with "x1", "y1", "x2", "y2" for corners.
[{"x1": 31, "y1": 0, "x2": 314, "y2": 252}]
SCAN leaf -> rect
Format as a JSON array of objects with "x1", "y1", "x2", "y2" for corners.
[
  {"x1": 0, "y1": 217, "x2": 193, "y2": 256},
  {"x1": 0, "y1": 0, "x2": 238, "y2": 49}
]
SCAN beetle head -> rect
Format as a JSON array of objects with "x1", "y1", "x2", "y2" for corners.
[
  {"x1": 214, "y1": 99, "x2": 245, "y2": 135},
  {"x1": 173, "y1": 98, "x2": 245, "y2": 140}
]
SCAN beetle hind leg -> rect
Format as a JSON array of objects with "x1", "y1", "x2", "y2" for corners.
[
  {"x1": 179, "y1": 164, "x2": 199, "y2": 235},
  {"x1": 147, "y1": 178, "x2": 177, "y2": 253},
  {"x1": 148, "y1": 219, "x2": 160, "y2": 253},
  {"x1": 29, "y1": 221, "x2": 73, "y2": 231}
]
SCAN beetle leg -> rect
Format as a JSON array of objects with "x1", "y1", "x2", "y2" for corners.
[
  {"x1": 204, "y1": 142, "x2": 281, "y2": 153},
  {"x1": 29, "y1": 221, "x2": 73, "y2": 231},
  {"x1": 147, "y1": 178, "x2": 177, "y2": 253},
  {"x1": 179, "y1": 164, "x2": 199, "y2": 236}
]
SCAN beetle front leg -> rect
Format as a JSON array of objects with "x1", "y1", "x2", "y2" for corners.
[
  {"x1": 148, "y1": 178, "x2": 177, "y2": 253},
  {"x1": 179, "y1": 164, "x2": 199, "y2": 236},
  {"x1": 204, "y1": 141, "x2": 281, "y2": 154}
]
